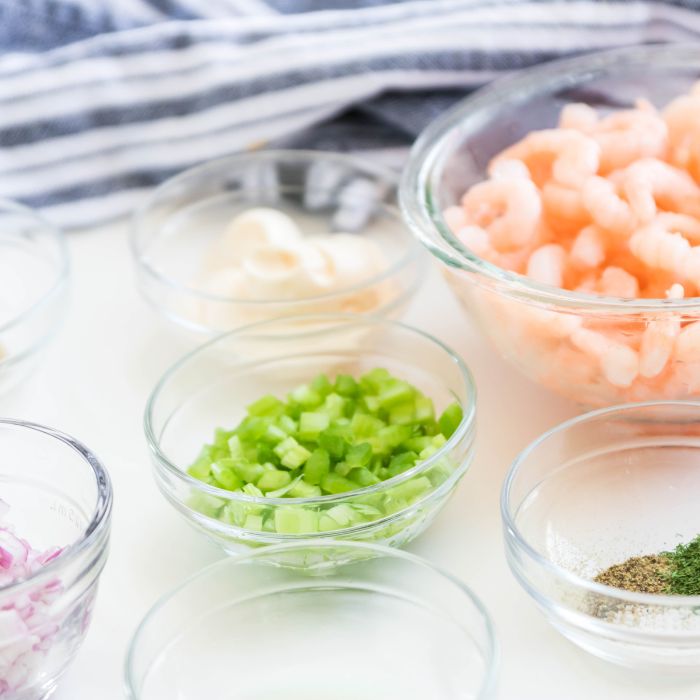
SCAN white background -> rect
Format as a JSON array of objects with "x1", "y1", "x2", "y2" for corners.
[{"x1": 5, "y1": 221, "x2": 700, "y2": 699}]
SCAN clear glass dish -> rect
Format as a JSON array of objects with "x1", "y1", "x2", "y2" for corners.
[
  {"x1": 145, "y1": 314, "x2": 476, "y2": 555},
  {"x1": 0, "y1": 419, "x2": 112, "y2": 698},
  {"x1": 125, "y1": 541, "x2": 497, "y2": 699},
  {"x1": 0, "y1": 200, "x2": 69, "y2": 394},
  {"x1": 132, "y1": 150, "x2": 425, "y2": 336},
  {"x1": 401, "y1": 44, "x2": 700, "y2": 407},
  {"x1": 502, "y1": 401, "x2": 700, "y2": 672}
]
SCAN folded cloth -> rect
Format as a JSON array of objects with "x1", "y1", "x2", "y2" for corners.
[{"x1": 1, "y1": 0, "x2": 699, "y2": 229}]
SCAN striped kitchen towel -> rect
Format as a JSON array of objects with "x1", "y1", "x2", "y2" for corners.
[{"x1": 1, "y1": 0, "x2": 700, "y2": 229}]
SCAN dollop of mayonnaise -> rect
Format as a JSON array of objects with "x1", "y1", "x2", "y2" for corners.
[{"x1": 192, "y1": 208, "x2": 393, "y2": 330}]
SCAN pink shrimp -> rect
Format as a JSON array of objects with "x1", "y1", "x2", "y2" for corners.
[
  {"x1": 621, "y1": 158, "x2": 700, "y2": 223},
  {"x1": 638, "y1": 284, "x2": 683, "y2": 379},
  {"x1": 461, "y1": 177, "x2": 542, "y2": 251},
  {"x1": 628, "y1": 221, "x2": 691, "y2": 274},
  {"x1": 541, "y1": 182, "x2": 591, "y2": 235},
  {"x1": 456, "y1": 225, "x2": 531, "y2": 272},
  {"x1": 590, "y1": 102, "x2": 668, "y2": 174},
  {"x1": 526, "y1": 244, "x2": 567, "y2": 287},
  {"x1": 581, "y1": 176, "x2": 636, "y2": 236},
  {"x1": 569, "y1": 225, "x2": 606, "y2": 269},
  {"x1": 663, "y1": 93, "x2": 700, "y2": 182},
  {"x1": 570, "y1": 327, "x2": 639, "y2": 388},
  {"x1": 596, "y1": 266, "x2": 640, "y2": 298},
  {"x1": 558, "y1": 103, "x2": 598, "y2": 132},
  {"x1": 492, "y1": 128, "x2": 600, "y2": 188}
]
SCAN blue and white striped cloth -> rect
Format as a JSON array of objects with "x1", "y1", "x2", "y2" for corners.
[{"x1": 2, "y1": 0, "x2": 700, "y2": 229}]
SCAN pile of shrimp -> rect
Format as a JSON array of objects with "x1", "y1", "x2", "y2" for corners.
[{"x1": 444, "y1": 82, "x2": 700, "y2": 405}]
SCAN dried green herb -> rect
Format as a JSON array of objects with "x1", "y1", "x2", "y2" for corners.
[
  {"x1": 594, "y1": 554, "x2": 671, "y2": 594},
  {"x1": 663, "y1": 535, "x2": 700, "y2": 596},
  {"x1": 594, "y1": 534, "x2": 700, "y2": 596}
]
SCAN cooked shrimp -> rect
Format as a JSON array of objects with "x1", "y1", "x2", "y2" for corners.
[
  {"x1": 526, "y1": 244, "x2": 567, "y2": 287},
  {"x1": 488, "y1": 158, "x2": 531, "y2": 181},
  {"x1": 570, "y1": 327, "x2": 639, "y2": 388},
  {"x1": 597, "y1": 266, "x2": 640, "y2": 298},
  {"x1": 639, "y1": 282, "x2": 682, "y2": 378},
  {"x1": 569, "y1": 225, "x2": 606, "y2": 269},
  {"x1": 456, "y1": 225, "x2": 532, "y2": 272},
  {"x1": 581, "y1": 176, "x2": 636, "y2": 236},
  {"x1": 541, "y1": 182, "x2": 591, "y2": 235},
  {"x1": 461, "y1": 178, "x2": 542, "y2": 251},
  {"x1": 443, "y1": 205, "x2": 467, "y2": 232},
  {"x1": 591, "y1": 103, "x2": 668, "y2": 174},
  {"x1": 653, "y1": 212, "x2": 700, "y2": 244},
  {"x1": 492, "y1": 129, "x2": 600, "y2": 188},
  {"x1": 622, "y1": 158, "x2": 700, "y2": 223},
  {"x1": 559, "y1": 103, "x2": 598, "y2": 131},
  {"x1": 663, "y1": 93, "x2": 700, "y2": 181},
  {"x1": 629, "y1": 221, "x2": 691, "y2": 273}
]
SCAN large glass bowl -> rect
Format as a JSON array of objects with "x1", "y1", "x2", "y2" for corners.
[
  {"x1": 502, "y1": 401, "x2": 700, "y2": 672},
  {"x1": 0, "y1": 420, "x2": 112, "y2": 699},
  {"x1": 125, "y1": 541, "x2": 498, "y2": 699},
  {"x1": 132, "y1": 150, "x2": 424, "y2": 336},
  {"x1": 145, "y1": 315, "x2": 476, "y2": 555},
  {"x1": 401, "y1": 44, "x2": 700, "y2": 407},
  {"x1": 0, "y1": 200, "x2": 69, "y2": 394}
]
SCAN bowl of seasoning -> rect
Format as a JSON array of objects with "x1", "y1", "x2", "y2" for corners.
[
  {"x1": 125, "y1": 541, "x2": 498, "y2": 699},
  {"x1": 131, "y1": 150, "x2": 425, "y2": 336},
  {"x1": 502, "y1": 401, "x2": 700, "y2": 672},
  {"x1": 0, "y1": 419, "x2": 112, "y2": 698},
  {"x1": 401, "y1": 44, "x2": 700, "y2": 407},
  {"x1": 145, "y1": 314, "x2": 476, "y2": 556},
  {"x1": 0, "y1": 199, "x2": 69, "y2": 394}
]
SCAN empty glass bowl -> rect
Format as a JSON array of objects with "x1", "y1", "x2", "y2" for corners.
[
  {"x1": 401, "y1": 44, "x2": 700, "y2": 407},
  {"x1": 502, "y1": 401, "x2": 700, "y2": 672},
  {"x1": 0, "y1": 419, "x2": 112, "y2": 699},
  {"x1": 132, "y1": 150, "x2": 424, "y2": 335},
  {"x1": 145, "y1": 314, "x2": 476, "y2": 555},
  {"x1": 125, "y1": 541, "x2": 497, "y2": 699},
  {"x1": 0, "y1": 199, "x2": 69, "y2": 393}
]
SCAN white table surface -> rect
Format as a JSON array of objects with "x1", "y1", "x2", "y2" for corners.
[{"x1": 5, "y1": 220, "x2": 700, "y2": 700}]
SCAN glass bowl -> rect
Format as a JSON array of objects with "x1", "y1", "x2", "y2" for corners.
[
  {"x1": 502, "y1": 401, "x2": 700, "y2": 672},
  {"x1": 401, "y1": 44, "x2": 700, "y2": 407},
  {"x1": 145, "y1": 314, "x2": 476, "y2": 555},
  {"x1": 131, "y1": 150, "x2": 424, "y2": 336},
  {"x1": 0, "y1": 419, "x2": 112, "y2": 699},
  {"x1": 125, "y1": 541, "x2": 497, "y2": 699},
  {"x1": 0, "y1": 199, "x2": 69, "y2": 394}
]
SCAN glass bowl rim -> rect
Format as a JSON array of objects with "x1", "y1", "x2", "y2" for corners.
[
  {"x1": 0, "y1": 418, "x2": 113, "y2": 594},
  {"x1": 144, "y1": 312, "x2": 477, "y2": 506},
  {"x1": 0, "y1": 198, "x2": 69, "y2": 337},
  {"x1": 130, "y1": 149, "x2": 423, "y2": 306},
  {"x1": 501, "y1": 399, "x2": 700, "y2": 608},
  {"x1": 124, "y1": 539, "x2": 499, "y2": 699},
  {"x1": 400, "y1": 43, "x2": 700, "y2": 313}
]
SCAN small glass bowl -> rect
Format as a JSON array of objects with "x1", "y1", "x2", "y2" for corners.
[
  {"x1": 131, "y1": 150, "x2": 424, "y2": 336},
  {"x1": 401, "y1": 44, "x2": 700, "y2": 407},
  {"x1": 0, "y1": 200, "x2": 69, "y2": 393},
  {"x1": 0, "y1": 419, "x2": 112, "y2": 699},
  {"x1": 502, "y1": 401, "x2": 700, "y2": 672},
  {"x1": 125, "y1": 541, "x2": 498, "y2": 699},
  {"x1": 145, "y1": 314, "x2": 476, "y2": 555}
]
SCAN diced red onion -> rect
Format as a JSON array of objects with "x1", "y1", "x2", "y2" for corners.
[{"x1": 0, "y1": 500, "x2": 64, "y2": 696}]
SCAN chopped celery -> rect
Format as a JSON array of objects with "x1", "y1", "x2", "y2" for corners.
[
  {"x1": 247, "y1": 394, "x2": 285, "y2": 417},
  {"x1": 304, "y1": 448, "x2": 330, "y2": 484},
  {"x1": 438, "y1": 402, "x2": 463, "y2": 439},
  {"x1": 186, "y1": 370, "x2": 465, "y2": 535},
  {"x1": 334, "y1": 374, "x2": 359, "y2": 397},
  {"x1": 257, "y1": 469, "x2": 292, "y2": 492},
  {"x1": 274, "y1": 507, "x2": 318, "y2": 534},
  {"x1": 274, "y1": 437, "x2": 311, "y2": 469},
  {"x1": 298, "y1": 412, "x2": 330, "y2": 440}
]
